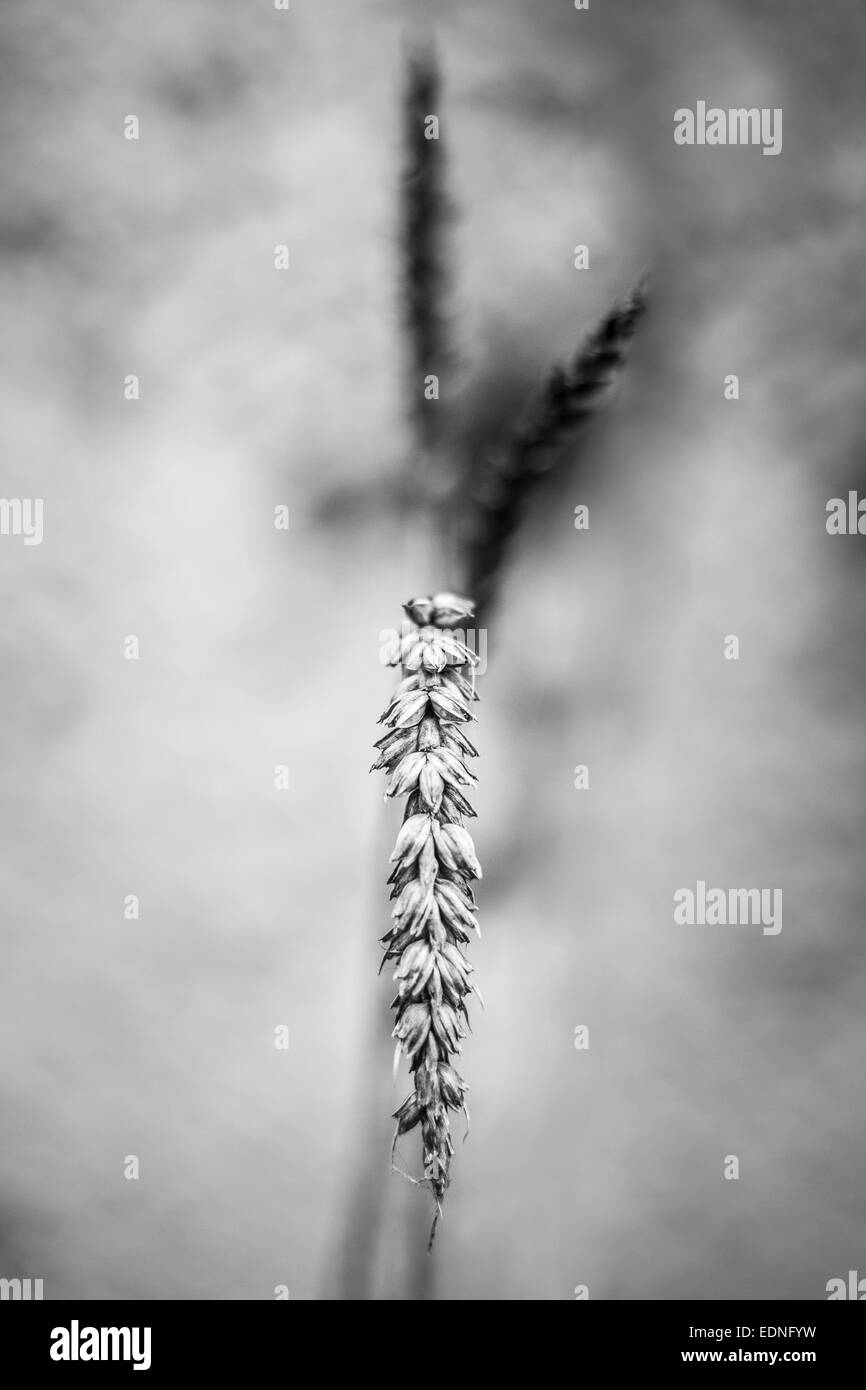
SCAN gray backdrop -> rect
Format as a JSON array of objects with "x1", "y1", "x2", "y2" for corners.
[{"x1": 1, "y1": 0, "x2": 864, "y2": 1299}]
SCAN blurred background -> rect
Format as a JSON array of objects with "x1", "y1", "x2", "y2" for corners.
[{"x1": 1, "y1": 0, "x2": 864, "y2": 1300}]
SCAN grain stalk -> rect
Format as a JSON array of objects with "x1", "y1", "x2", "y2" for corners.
[
  {"x1": 460, "y1": 278, "x2": 648, "y2": 616},
  {"x1": 346, "y1": 46, "x2": 647, "y2": 1282},
  {"x1": 401, "y1": 45, "x2": 452, "y2": 462},
  {"x1": 372, "y1": 591, "x2": 481, "y2": 1248}
]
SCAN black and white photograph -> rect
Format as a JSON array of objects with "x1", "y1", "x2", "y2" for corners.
[{"x1": 1, "y1": 0, "x2": 864, "y2": 1349}]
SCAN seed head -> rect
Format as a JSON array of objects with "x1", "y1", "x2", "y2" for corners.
[{"x1": 374, "y1": 593, "x2": 481, "y2": 1245}]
